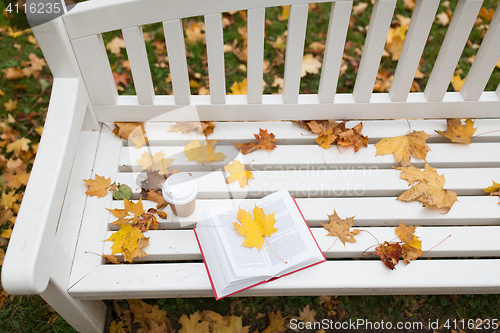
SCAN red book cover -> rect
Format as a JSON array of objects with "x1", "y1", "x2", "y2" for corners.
[{"x1": 194, "y1": 195, "x2": 326, "y2": 300}]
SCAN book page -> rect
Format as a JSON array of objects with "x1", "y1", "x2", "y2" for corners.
[
  {"x1": 211, "y1": 210, "x2": 272, "y2": 278},
  {"x1": 258, "y1": 191, "x2": 323, "y2": 276}
]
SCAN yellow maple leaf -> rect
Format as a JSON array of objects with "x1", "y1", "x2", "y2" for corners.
[
  {"x1": 184, "y1": 140, "x2": 226, "y2": 164},
  {"x1": 107, "y1": 198, "x2": 147, "y2": 226},
  {"x1": 301, "y1": 54, "x2": 322, "y2": 77},
  {"x1": 178, "y1": 311, "x2": 210, "y2": 333},
  {"x1": 213, "y1": 315, "x2": 249, "y2": 333},
  {"x1": 4, "y1": 99, "x2": 17, "y2": 112},
  {"x1": 184, "y1": 22, "x2": 205, "y2": 45},
  {"x1": 223, "y1": 160, "x2": 254, "y2": 187},
  {"x1": 1, "y1": 191, "x2": 20, "y2": 209},
  {"x1": 484, "y1": 181, "x2": 500, "y2": 193},
  {"x1": 450, "y1": 72, "x2": 465, "y2": 91},
  {"x1": 6, "y1": 138, "x2": 31, "y2": 156},
  {"x1": 229, "y1": 78, "x2": 247, "y2": 95},
  {"x1": 104, "y1": 224, "x2": 149, "y2": 263},
  {"x1": 320, "y1": 210, "x2": 359, "y2": 246},
  {"x1": 395, "y1": 221, "x2": 423, "y2": 264},
  {"x1": 136, "y1": 151, "x2": 174, "y2": 175},
  {"x1": 374, "y1": 130, "x2": 431, "y2": 166},
  {"x1": 386, "y1": 24, "x2": 408, "y2": 61},
  {"x1": 233, "y1": 205, "x2": 277, "y2": 251},
  {"x1": 396, "y1": 163, "x2": 457, "y2": 213},
  {"x1": 4, "y1": 167, "x2": 30, "y2": 189},
  {"x1": 83, "y1": 174, "x2": 112, "y2": 197},
  {"x1": 435, "y1": 118, "x2": 476, "y2": 144},
  {"x1": 1, "y1": 228, "x2": 12, "y2": 239},
  {"x1": 263, "y1": 311, "x2": 285, "y2": 333}
]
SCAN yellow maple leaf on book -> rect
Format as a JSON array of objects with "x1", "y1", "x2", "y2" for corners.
[{"x1": 233, "y1": 205, "x2": 277, "y2": 251}]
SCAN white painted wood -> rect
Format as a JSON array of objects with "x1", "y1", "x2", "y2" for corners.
[
  {"x1": 353, "y1": 0, "x2": 396, "y2": 103},
  {"x1": 282, "y1": 4, "x2": 308, "y2": 104},
  {"x1": 120, "y1": 142, "x2": 500, "y2": 173},
  {"x1": 461, "y1": 3, "x2": 500, "y2": 101},
  {"x1": 92, "y1": 92, "x2": 500, "y2": 122},
  {"x1": 2, "y1": 78, "x2": 88, "y2": 295},
  {"x1": 247, "y1": 8, "x2": 266, "y2": 104},
  {"x1": 317, "y1": 1, "x2": 352, "y2": 103},
  {"x1": 63, "y1": 0, "x2": 343, "y2": 40},
  {"x1": 424, "y1": 0, "x2": 483, "y2": 102},
  {"x1": 389, "y1": 0, "x2": 439, "y2": 102},
  {"x1": 72, "y1": 34, "x2": 118, "y2": 105},
  {"x1": 141, "y1": 119, "x2": 500, "y2": 145},
  {"x1": 103, "y1": 225, "x2": 500, "y2": 261},
  {"x1": 32, "y1": 18, "x2": 80, "y2": 78},
  {"x1": 68, "y1": 129, "x2": 122, "y2": 288},
  {"x1": 122, "y1": 26, "x2": 155, "y2": 105},
  {"x1": 68, "y1": 259, "x2": 500, "y2": 299},
  {"x1": 109, "y1": 196, "x2": 500, "y2": 230},
  {"x1": 205, "y1": 13, "x2": 226, "y2": 104},
  {"x1": 163, "y1": 19, "x2": 191, "y2": 104},
  {"x1": 116, "y1": 167, "x2": 500, "y2": 199}
]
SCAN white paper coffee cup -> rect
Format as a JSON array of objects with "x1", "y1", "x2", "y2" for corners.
[{"x1": 162, "y1": 173, "x2": 198, "y2": 217}]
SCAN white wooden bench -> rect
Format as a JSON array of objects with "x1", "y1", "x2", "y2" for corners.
[{"x1": 3, "y1": 0, "x2": 500, "y2": 332}]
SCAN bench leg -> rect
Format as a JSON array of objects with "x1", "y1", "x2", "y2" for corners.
[{"x1": 41, "y1": 280, "x2": 107, "y2": 333}]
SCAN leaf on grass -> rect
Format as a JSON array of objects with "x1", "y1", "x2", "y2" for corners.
[
  {"x1": 396, "y1": 163, "x2": 457, "y2": 213},
  {"x1": 320, "y1": 210, "x2": 359, "y2": 246},
  {"x1": 374, "y1": 130, "x2": 431, "y2": 166},
  {"x1": 113, "y1": 122, "x2": 148, "y2": 149},
  {"x1": 263, "y1": 311, "x2": 286, "y2": 333},
  {"x1": 104, "y1": 224, "x2": 149, "y2": 263},
  {"x1": 83, "y1": 174, "x2": 112, "y2": 197},
  {"x1": 169, "y1": 121, "x2": 216, "y2": 136},
  {"x1": 232, "y1": 128, "x2": 277, "y2": 155},
  {"x1": 136, "y1": 151, "x2": 175, "y2": 175},
  {"x1": 395, "y1": 221, "x2": 423, "y2": 264},
  {"x1": 213, "y1": 315, "x2": 249, "y2": 333},
  {"x1": 106, "y1": 37, "x2": 126, "y2": 55},
  {"x1": 450, "y1": 71, "x2": 465, "y2": 91},
  {"x1": 184, "y1": 140, "x2": 227, "y2": 164},
  {"x1": 2, "y1": 67, "x2": 25, "y2": 80},
  {"x1": 4, "y1": 99, "x2": 17, "y2": 112},
  {"x1": 375, "y1": 242, "x2": 403, "y2": 270},
  {"x1": 435, "y1": 118, "x2": 476, "y2": 144},
  {"x1": 301, "y1": 54, "x2": 322, "y2": 77},
  {"x1": 178, "y1": 311, "x2": 210, "y2": 333},
  {"x1": 4, "y1": 166, "x2": 30, "y2": 189},
  {"x1": 233, "y1": 205, "x2": 277, "y2": 251},
  {"x1": 224, "y1": 160, "x2": 254, "y2": 187},
  {"x1": 6, "y1": 138, "x2": 31, "y2": 156}
]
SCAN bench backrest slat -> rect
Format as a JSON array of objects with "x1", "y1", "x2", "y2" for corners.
[
  {"x1": 72, "y1": 34, "x2": 118, "y2": 105},
  {"x1": 461, "y1": 6, "x2": 500, "y2": 101},
  {"x1": 122, "y1": 26, "x2": 155, "y2": 105},
  {"x1": 352, "y1": 0, "x2": 396, "y2": 103},
  {"x1": 389, "y1": 0, "x2": 439, "y2": 102},
  {"x1": 205, "y1": 13, "x2": 227, "y2": 104},
  {"x1": 163, "y1": 19, "x2": 191, "y2": 105},
  {"x1": 424, "y1": 0, "x2": 483, "y2": 102},
  {"x1": 247, "y1": 8, "x2": 266, "y2": 104},
  {"x1": 318, "y1": 1, "x2": 352, "y2": 103}
]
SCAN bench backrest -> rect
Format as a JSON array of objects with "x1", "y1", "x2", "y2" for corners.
[{"x1": 39, "y1": 0, "x2": 500, "y2": 123}]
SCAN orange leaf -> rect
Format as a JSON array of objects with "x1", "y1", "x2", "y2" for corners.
[
  {"x1": 233, "y1": 129, "x2": 277, "y2": 155},
  {"x1": 83, "y1": 174, "x2": 112, "y2": 197},
  {"x1": 375, "y1": 242, "x2": 402, "y2": 270},
  {"x1": 435, "y1": 118, "x2": 476, "y2": 144},
  {"x1": 320, "y1": 210, "x2": 359, "y2": 246}
]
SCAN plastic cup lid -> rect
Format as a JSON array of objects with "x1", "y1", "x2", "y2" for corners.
[{"x1": 162, "y1": 173, "x2": 198, "y2": 205}]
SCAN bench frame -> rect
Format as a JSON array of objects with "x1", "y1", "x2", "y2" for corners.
[{"x1": 3, "y1": 0, "x2": 500, "y2": 332}]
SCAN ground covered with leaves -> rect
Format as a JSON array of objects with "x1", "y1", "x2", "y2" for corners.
[{"x1": 1, "y1": 0, "x2": 500, "y2": 332}]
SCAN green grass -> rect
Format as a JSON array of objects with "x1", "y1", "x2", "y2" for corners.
[{"x1": 1, "y1": 0, "x2": 500, "y2": 332}]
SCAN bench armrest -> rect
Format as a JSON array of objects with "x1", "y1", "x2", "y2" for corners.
[{"x1": 2, "y1": 78, "x2": 89, "y2": 294}]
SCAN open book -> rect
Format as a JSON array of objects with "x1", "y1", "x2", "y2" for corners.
[{"x1": 194, "y1": 190, "x2": 326, "y2": 300}]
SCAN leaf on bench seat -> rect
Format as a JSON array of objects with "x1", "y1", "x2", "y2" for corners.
[
  {"x1": 104, "y1": 224, "x2": 149, "y2": 263},
  {"x1": 184, "y1": 139, "x2": 226, "y2": 164},
  {"x1": 396, "y1": 163, "x2": 457, "y2": 213},
  {"x1": 435, "y1": 118, "x2": 476, "y2": 144},
  {"x1": 375, "y1": 242, "x2": 402, "y2": 270},
  {"x1": 113, "y1": 122, "x2": 148, "y2": 149},
  {"x1": 232, "y1": 128, "x2": 277, "y2": 155},
  {"x1": 83, "y1": 174, "x2": 112, "y2": 197},
  {"x1": 137, "y1": 151, "x2": 176, "y2": 175},
  {"x1": 223, "y1": 160, "x2": 254, "y2": 187},
  {"x1": 395, "y1": 221, "x2": 423, "y2": 264},
  {"x1": 320, "y1": 210, "x2": 359, "y2": 246},
  {"x1": 168, "y1": 121, "x2": 215, "y2": 137},
  {"x1": 484, "y1": 180, "x2": 500, "y2": 204},
  {"x1": 374, "y1": 130, "x2": 431, "y2": 166}
]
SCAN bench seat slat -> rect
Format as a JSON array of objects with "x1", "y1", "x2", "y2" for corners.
[
  {"x1": 119, "y1": 142, "x2": 500, "y2": 171},
  {"x1": 138, "y1": 119, "x2": 500, "y2": 145},
  {"x1": 68, "y1": 259, "x2": 500, "y2": 299},
  {"x1": 102, "y1": 225, "x2": 500, "y2": 261},
  {"x1": 115, "y1": 168, "x2": 500, "y2": 198},
  {"x1": 108, "y1": 196, "x2": 500, "y2": 229}
]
